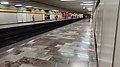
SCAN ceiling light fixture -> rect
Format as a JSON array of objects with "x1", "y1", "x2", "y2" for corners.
[
  {"x1": 61, "y1": 0, "x2": 75, "y2": 1},
  {"x1": 25, "y1": 6, "x2": 32, "y2": 8},
  {"x1": 80, "y1": 3, "x2": 94, "y2": 6},
  {"x1": 0, "y1": 1, "x2": 9, "y2": 5},
  {"x1": 52, "y1": 10, "x2": 59, "y2": 11},
  {"x1": 15, "y1": 4, "x2": 22, "y2": 7},
  {"x1": 87, "y1": 8, "x2": 93, "y2": 11},
  {"x1": 83, "y1": 6, "x2": 86, "y2": 9},
  {"x1": 83, "y1": 1, "x2": 93, "y2": 3}
]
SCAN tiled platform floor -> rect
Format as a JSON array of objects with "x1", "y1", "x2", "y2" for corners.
[{"x1": 0, "y1": 19, "x2": 96, "y2": 67}]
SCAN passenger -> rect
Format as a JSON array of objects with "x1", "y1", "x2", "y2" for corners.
[
  {"x1": 32, "y1": 15, "x2": 35, "y2": 22},
  {"x1": 88, "y1": 15, "x2": 91, "y2": 22},
  {"x1": 55, "y1": 15, "x2": 58, "y2": 20}
]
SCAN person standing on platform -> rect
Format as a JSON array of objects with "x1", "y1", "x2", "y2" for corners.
[
  {"x1": 55, "y1": 15, "x2": 58, "y2": 20},
  {"x1": 32, "y1": 15, "x2": 35, "y2": 22}
]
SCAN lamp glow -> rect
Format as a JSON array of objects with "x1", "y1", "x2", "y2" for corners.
[
  {"x1": 15, "y1": 4, "x2": 22, "y2": 7},
  {"x1": 61, "y1": 0, "x2": 75, "y2": 1},
  {"x1": 0, "y1": 2, "x2": 9, "y2": 5},
  {"x1": 80, "y1": 3, "x2": 94, "y2": 6},
  {"x1": 25, "y1": 6, "x2": 32, "y2": 8},
  {"x1": 52, "y1": 10, "x2": 59, "y2": 11},
  {"x1": 83, "y1": 1, "x2": 93, "y2": 3},
  {"x1": 83, "y1": 6, "x2": 86, "y2": 9}
]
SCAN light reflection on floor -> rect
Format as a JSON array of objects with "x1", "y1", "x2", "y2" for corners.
[{"x1": 0, "y1": 20, "x2": 96, "y2": 67}]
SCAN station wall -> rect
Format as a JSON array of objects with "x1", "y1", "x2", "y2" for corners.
[
  {"x1": 0, "y1": 12, "x2": 18, "y2": 24},
  {"x1": 0, "y1": 12, "x2": 45, "y2": 24},
  {"x1": 93, "y1": 0, "x2": 120, "y2": 67},
  {"x1": 0, "y1": 11, "x2": 83, "y2": 25}
]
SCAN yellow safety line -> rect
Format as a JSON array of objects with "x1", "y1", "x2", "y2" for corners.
[{"x1": 0, "y1": 9, "x2": 46, "y2": 14}]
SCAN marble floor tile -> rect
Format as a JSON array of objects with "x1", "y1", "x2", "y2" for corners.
[{"x1": 0, "y1": 20, "x2": 96, "y2": 67}]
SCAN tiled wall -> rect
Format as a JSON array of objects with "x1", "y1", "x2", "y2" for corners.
[
  {"x1": 0, "y1": 12, "x2": 18, "y2": 24},
  {"x1": 0, "y1": 12, "x2": 45, "y2": 24}
]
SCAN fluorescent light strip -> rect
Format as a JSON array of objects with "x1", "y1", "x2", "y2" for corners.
[
  {"x1": 87, "y1": 8, "x2": 93, "y2": 11},
  {"x1": 15, "y1": 4, "x2": 22, "y2": 7},
  {"x1": 25, "y1": 6, "x2": 32, "y2": 8},
  {"x1": 52, "y1": 10, "x2": 59, "y2": 11},
  {"x1": 80, "y1": 3, "x2": 94, "y2": 6},
  {"x1": 61, "y1": 0, "x2": 76, "y2": 1},
  {"x1": 0, "y1": 2, "x2": 9, "y2": 5},
  {"x1": 83, "y1": 1, "x2": 93, "y2": 3}
]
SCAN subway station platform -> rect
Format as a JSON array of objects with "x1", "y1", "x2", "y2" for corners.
[{"x1": 0, "y1": 20, "x2": 96, "y2": 67}]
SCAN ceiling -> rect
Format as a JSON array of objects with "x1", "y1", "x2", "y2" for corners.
[
  {"x1": 32, "y1": 0, "x2": 94, "y2": 13},
  {"x1": 9, "y1": 0, "x2": 94, "y2": 13}
]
